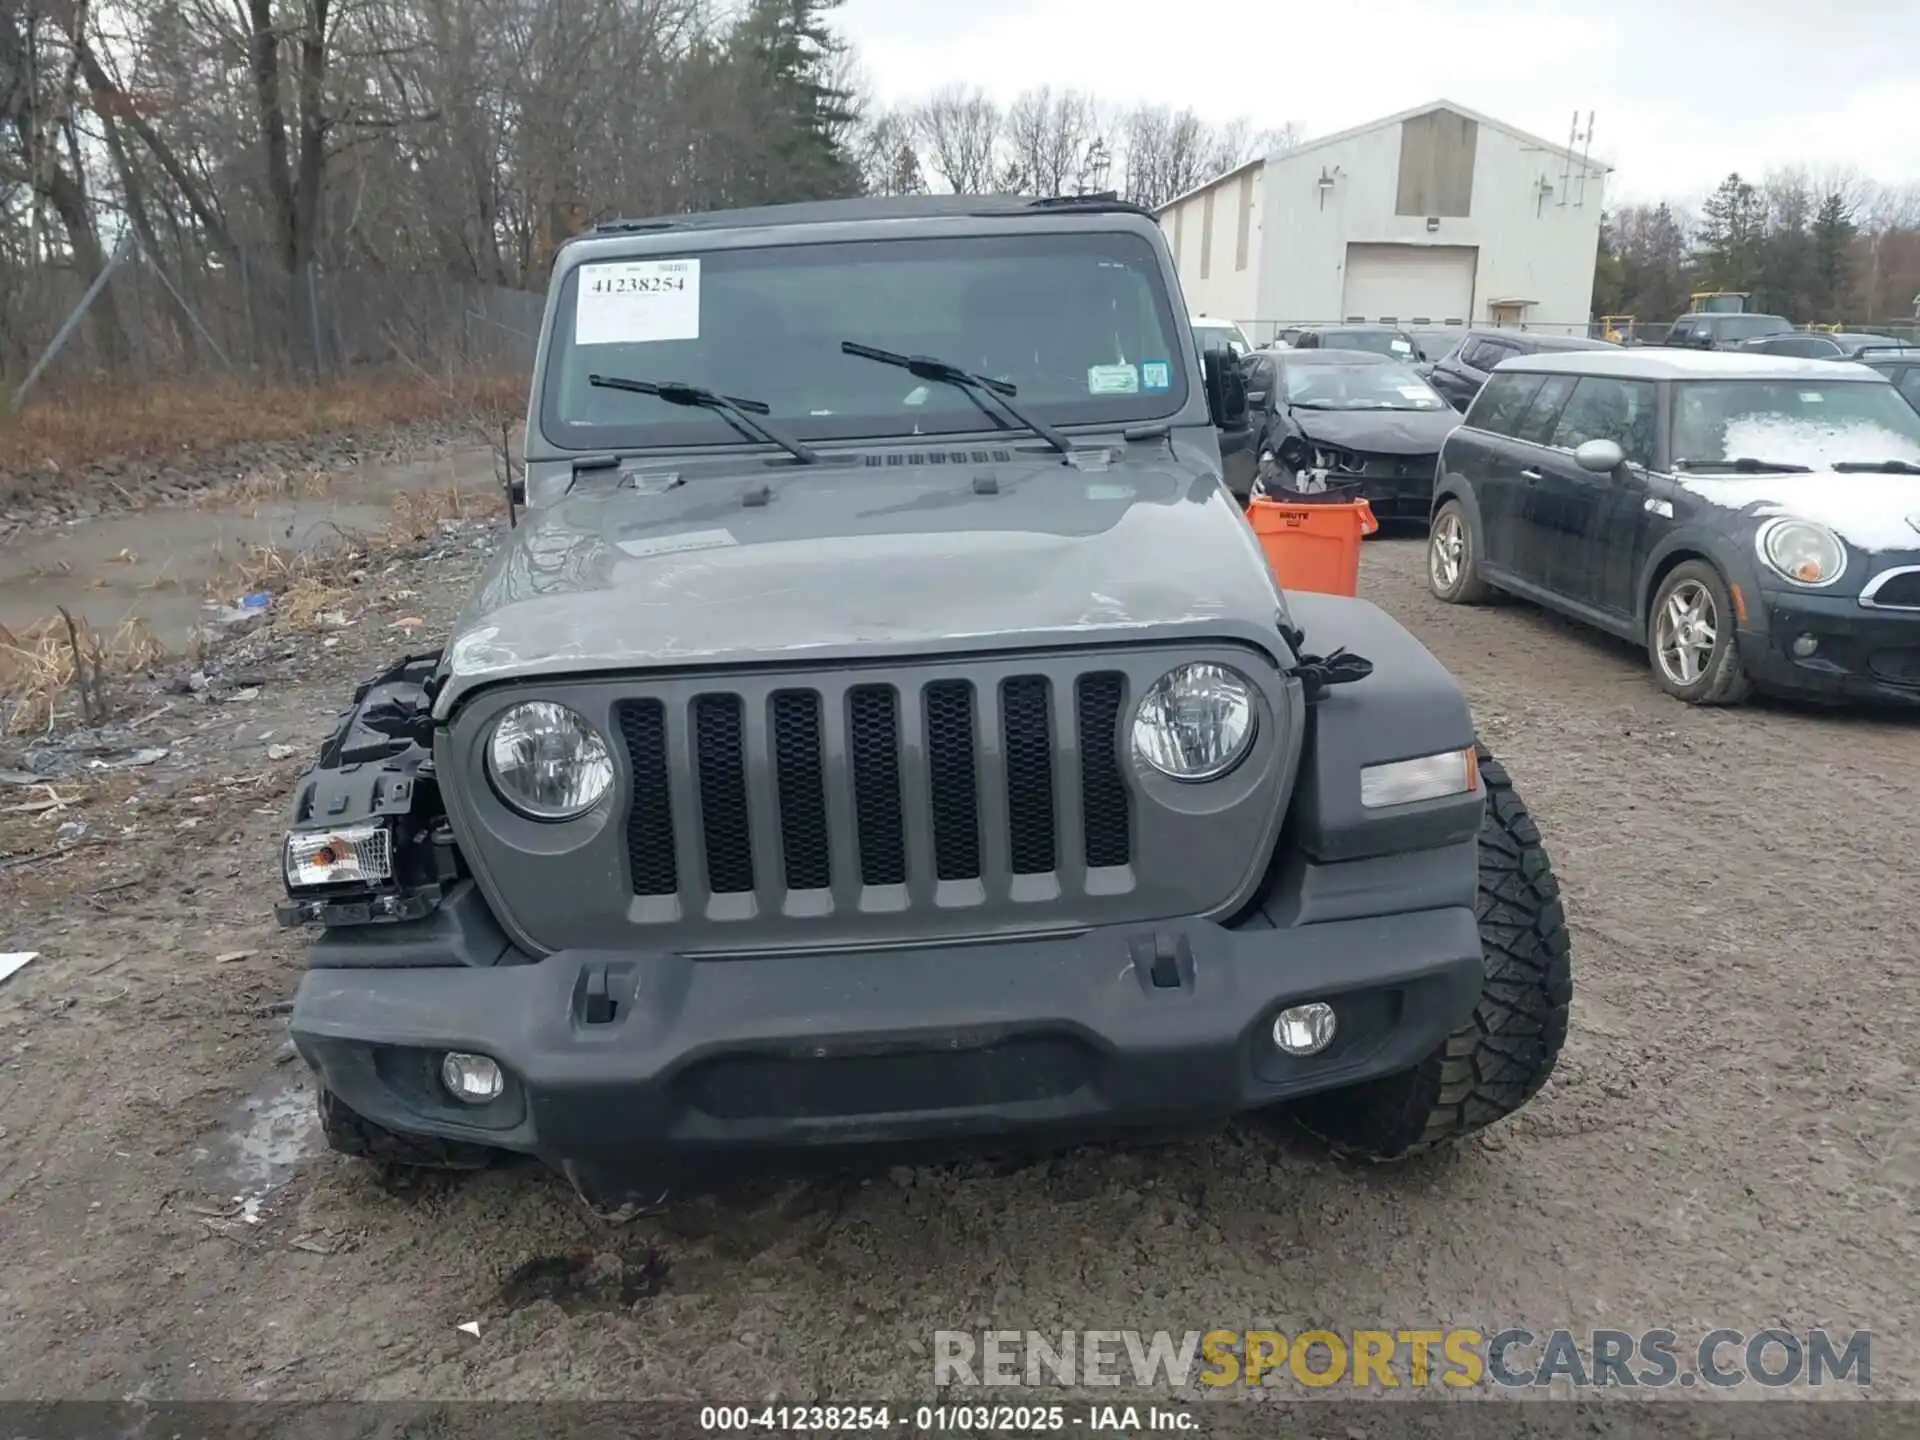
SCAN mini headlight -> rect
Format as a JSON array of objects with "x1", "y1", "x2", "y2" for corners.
[
  {"x1": 1756, "y1": 518, "x2": 1847, "y2": 587},
  {"x1": 1360, "y1": 748, "x2": 1479, "y2": 808},
  {"x1": 1132, "y1": 663, "x2": 1257, "y2": 781},
  {"x1": 486, "y1": 701, "x2": 614, "y2": 820},
  {"x1": 285, "y1": 822, "x2": 392, "y2": 889}
]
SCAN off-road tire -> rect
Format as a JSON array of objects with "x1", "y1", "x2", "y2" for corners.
[
  {"x1": 1293, "y1": 743, "x2": 1571, "y2": 1160},
  {"x1": 1427, "y1": 499, "x2": 1494, "y2": 604},
  {"x1": 1646, "y1": 559, "x2": 1753, "y2": 706},
  {"x1": 318, "y1": 1087, "x2": 495, "y2": 1170}
]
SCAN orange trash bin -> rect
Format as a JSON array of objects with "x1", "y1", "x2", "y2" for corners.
[{"x1": 1245, "y1": 493, "x2": 1379, "y2": 597}]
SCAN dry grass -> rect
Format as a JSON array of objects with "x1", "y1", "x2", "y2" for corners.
[
  {"x1": 0, "y1": 465, "x2": 507, "y2": 734},
  {"x1": 0, "y1": 611, "x2": 164, "y2": 735},
  {"x1": 0, "y1": 369, "x2": 524, "y2": 476}
]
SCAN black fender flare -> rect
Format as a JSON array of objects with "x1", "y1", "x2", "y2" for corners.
[
  {"x1": 1637, "y1": 528, "x2": 1768, "y2": 643},
  {"x1": 1430, "y1": 468, "x2": 1486, "y2": 542}
]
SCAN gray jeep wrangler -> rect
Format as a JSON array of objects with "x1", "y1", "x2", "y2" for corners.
[{"x1": 278, "y1": 195, "x2": 1570, "y2": 1212}]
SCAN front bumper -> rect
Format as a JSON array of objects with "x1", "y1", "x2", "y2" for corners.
[
  {"x1": 291, "y1": 906, "x2": 1483, "y2": 1186},
  {"x1": 1737, "y1": 590, "x2": 1920, "y2": 705}
]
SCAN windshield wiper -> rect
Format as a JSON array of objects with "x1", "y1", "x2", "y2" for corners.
[
  {"x1": 1832, "y1": 459, "x2": 1920, "y2": 473},
  {"x1": 586, "y1": 374, "x2": 818, "y2": 464},
  {"x1": 838, "y1": 341, "x2": 1074, "y2": 456},
  {"x1": 1674, "y1": 456, "x2": 1813, "y2": 474}
]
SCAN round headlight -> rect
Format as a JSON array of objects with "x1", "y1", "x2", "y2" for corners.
[
  {"x1": 1757, "y1": 518, "x2": 1847, "y2": 587},
  {"x1": 1132, "y1": 663, "x2": 1257, "y2": 781},
  {"x1": 486, "y1": 701, "x2": 614, "y2": 820}
]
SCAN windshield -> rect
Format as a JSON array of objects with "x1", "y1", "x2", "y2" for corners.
[
  {"x1": 540, "y1": 232, "x2": 1188, "y2": 450},
  {"x1": 1318, "y1": 331, "x2": 1416, "y2": 359},
  {"x1": 1671, "y1": 380, "x2": 1920, "y2": 468},
  {"x1": 1283, "y1": 361, "x2": 1447, "y2": 410},
  {"x1": 1715, "y1": 315, "x2": 1792, "y2": 340}
]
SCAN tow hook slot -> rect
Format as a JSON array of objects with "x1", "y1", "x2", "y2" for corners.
[
  {"x1": 574, "y1": 962, "x2": 637, "y2": 1027},
  {"x1": 1129, "y1": 931, "x2": 1195, "y2": 992}
]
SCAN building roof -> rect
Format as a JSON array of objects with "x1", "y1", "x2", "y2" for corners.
[
  {"x1": 1153, "y1": 100, "x2": 1612, "y2": 217},
  {"x1": 1503, "y1": 349, "x2": 1893, "y2": 381}
]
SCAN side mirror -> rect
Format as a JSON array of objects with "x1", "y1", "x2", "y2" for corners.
[
  {"x1": 1203, "y1": 349, "x2": 1249, "y2": 429},
  {"x1": 1574, "y1": 438, "x2": 1625, "y2": 473}
]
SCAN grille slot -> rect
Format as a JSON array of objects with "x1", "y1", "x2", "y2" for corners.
[
  {"x1": 849, "y1": 685, "x2": 908, "y2": 886},
  {"x1": 615, "y1": 701, "x2": 677, "y2": 896},
  {"x1": 1076, "y1": 673, "x2": 1131, "y2": 868},
  {"x1": 770, "y1": 691, "x2": 830, "y2": 890},
  {"x1": 693, "y1": 694, "x2": 754, "y2": 894},
  {"x1": 613, "y1": 663, "x2": 1142, "y2": 913},
  {"x1": 1002, "y1": 677, "x2": 1056, "y2": 874},
  {"x1": 924, "y1": 681, "x2": 982, "y2": 881},
  {"x1": 1865, "y1": 569, "x2": 1920, "y2": 609}
]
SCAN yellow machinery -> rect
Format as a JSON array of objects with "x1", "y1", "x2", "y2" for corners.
[
  {"x1": 1599, "y1": 315, "x2": 1635, "y2": 343},
  {"x1": 1689, "y1": 291, "x2": 1750, "y2": 314}
]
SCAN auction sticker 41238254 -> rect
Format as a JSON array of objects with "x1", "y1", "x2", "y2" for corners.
[{"x1": 575, "y1": 257, "x2": 702, "y2": 345}]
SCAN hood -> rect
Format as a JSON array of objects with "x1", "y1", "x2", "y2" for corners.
[
  {"x1": 1677, "y1": 472, "x2": 1920, "y2": 556},
  {"x1": 1290, "y1": 406, "x2": 1462, "y2": 455},
  {"x1": 438, "y1": 446, "x2": 1289, "y2": 704}
]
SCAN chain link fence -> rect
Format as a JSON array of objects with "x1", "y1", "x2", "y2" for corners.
[{"x1": 1, "y1": 243, "x2": 544, "y2": 402}]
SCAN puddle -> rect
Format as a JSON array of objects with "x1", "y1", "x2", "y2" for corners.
[
  {"x1": 500, "y1": 1248, "x2": 672, "y2": 1315},
  {"x1": 188, "y1": 1052, "x2": 324, "y2": 1223},
  {"x1": 0, "y1": 446, "x2": 496, "y2": 651}
]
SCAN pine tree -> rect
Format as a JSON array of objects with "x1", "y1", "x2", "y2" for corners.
[
  {"x1": 727, "y1": 0, "x2": 863, "y2": 205},
  {"x1": 1695, "y1": 173, "x2": 1763, "y2": 294},
  {"x1": 1812, "y1": 191, "x2": 1857, "y2": 322}
]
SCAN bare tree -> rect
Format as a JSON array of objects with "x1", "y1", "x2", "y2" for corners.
[
  {"x1": 1001, "y1": 86, "x2": 1099, "y2": 197},
  {"x1": 912, "y1": 83, "x2": 1000, "y2": 194}
]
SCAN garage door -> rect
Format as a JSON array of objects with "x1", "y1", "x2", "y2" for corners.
[{"x1": 1340, "y1": 243, "x2": 1478, "y2": 325}]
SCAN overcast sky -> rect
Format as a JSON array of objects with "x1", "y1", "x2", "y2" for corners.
[{"x1": 836, "y1": 0, "x2": 1920, "y2": 205}]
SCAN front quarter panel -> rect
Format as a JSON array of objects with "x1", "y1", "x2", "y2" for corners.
[{"x1": 1282, "y1": 593, "x2": 1483, "y2": 864}]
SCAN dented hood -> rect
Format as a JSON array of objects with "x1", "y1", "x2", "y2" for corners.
[
  {"x1": 437, "y1": 448, "x2": 1288, "y2": 706},
  {"x1": 1291, "y1": 406, "x2": 1462, "y2": 456}
]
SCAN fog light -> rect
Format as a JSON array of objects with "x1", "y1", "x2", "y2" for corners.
[
  {"x1": 1792, "y1": 633, "x2": 1819, "y2": 658},
  {"x1": 1272, "y1": 1003, "x2": 1337, "y2": 1056},
  {"x1": 440, "y1": 1051, "x2": 504, "y2": 1104}
]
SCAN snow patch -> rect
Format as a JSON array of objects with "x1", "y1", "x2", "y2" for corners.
[
  {"x1": 1713, "y1": 415, "x2": 1920, "y2": 472},
  {"x1": 1678, "y1": 472, "x2": 1920, "y2": 554}
]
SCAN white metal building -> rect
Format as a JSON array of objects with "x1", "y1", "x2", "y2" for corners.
[{"x1": 1156, "y1": 101, "x2": 1608, "y2": 342}]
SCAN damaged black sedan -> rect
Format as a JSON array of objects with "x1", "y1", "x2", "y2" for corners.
[{"x1": 1245, "y1": 349, "x2": 1462, "y2": 521}]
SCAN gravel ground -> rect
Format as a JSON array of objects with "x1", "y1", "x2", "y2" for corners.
[{"x1": 0, "y1": 526, "x2": 1914, "y2": 1415}]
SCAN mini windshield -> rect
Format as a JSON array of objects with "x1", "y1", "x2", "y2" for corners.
[
  {"x1": 1671, "y1": 380, "x2": 1920, "y2": 469},
  {"x1": 540, "y1": 232, "x2": 1188, "y2": 451},
  {"x1": 1284, "y1": 361, "x2": 1447, "y2": 410},
  {"x1": 1316, "y1": 331, "x2": 1416, "y2": 358}
]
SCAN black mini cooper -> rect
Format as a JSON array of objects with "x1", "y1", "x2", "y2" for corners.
[{"x1": 1427, "y1": 348, "x2": 1920, "y2": 706}]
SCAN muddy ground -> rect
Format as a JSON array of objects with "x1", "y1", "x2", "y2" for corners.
[{"x1": 0, "y1": 481, "x2": 1915, "y2": 1412}]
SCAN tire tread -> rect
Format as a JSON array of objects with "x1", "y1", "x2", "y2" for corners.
[{"x1": 1295, "y1": 742, "x2": 1572, "y2": 1161}]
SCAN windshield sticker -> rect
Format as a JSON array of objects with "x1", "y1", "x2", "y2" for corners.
[
  {"x1": 1088, "y1": 364, "x2": 1140, "y2": 395},
  {"x1": 1141, "y1": 360, "x2": 1172, "y2": 392},
  {"x1": 575, "y1": 258, "x2": 701, "y2": 346},
  {"x1": 1390, "y1": 339, "x2": 1412, "y2": 353},
  {"x1": 615, "y1": 527, "x2": 738, "y2": 560},
  {"x1": 1798, "y1": 392, "x2": 1825, "y2": 402},
  {"x1": 1398, "y1": 385, "x2": 1433, "y2": 400}
]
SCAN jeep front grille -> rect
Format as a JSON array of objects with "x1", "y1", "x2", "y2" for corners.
[{"x1": 615, "y1": 672, "x2": 1131, "y2": 907}]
